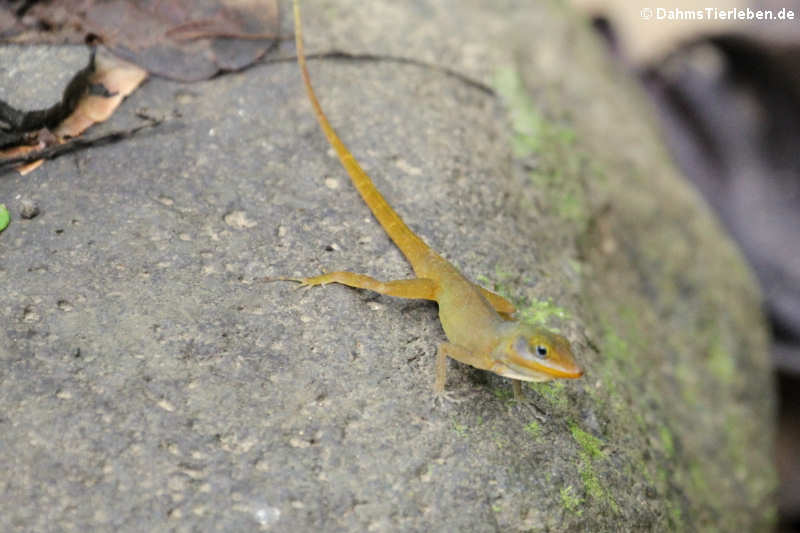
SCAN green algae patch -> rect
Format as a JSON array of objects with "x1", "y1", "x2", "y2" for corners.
[
  {"x1": 667, "y1": 501, "x2": 685, "y2": 531},
  {"x1": 476, "y1": 271, "x2": 572, "y2": 334},
  {"x1": 492, "y1": 386, "x2": 514, "y2": 402},
  {"x1": 493, "y1": 66, "x2": 588, "y2": 226},
  {"x1": 519, "y1": 298, "x2": 570, "y2": 325},
  {"x1": 570, "y1": 423, "x2": 604, "y2": 460},
  {"x1": 528, "y1": 380, "x2": 568, "y2": 410},
  {"x1": 659, "y1": 426, "x2": 675, "y2": 459},
  {"x1": 451, "y1": 418, "x2": 469, "y2": 437},
  {"x1": 560, "y1": 485, "x2": 583, "y2": 515},
  {"x1": 493, "y1": 66, "x2": 573, "y2": 159},
  {"x1": 568, "y1": 422, "x2": 620, "y2": 514},
  {"x1": 524, "y1": 421, "x2": 542, "y2": 440}
]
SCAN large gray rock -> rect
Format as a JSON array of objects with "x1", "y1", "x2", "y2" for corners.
[{"x1": 0, "y1": 0, "x2": 775, "y2": 531}]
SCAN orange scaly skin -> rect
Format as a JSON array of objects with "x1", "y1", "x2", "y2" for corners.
[{"x1": 289, "y1": 0, "x2": 583, "y2": 397}]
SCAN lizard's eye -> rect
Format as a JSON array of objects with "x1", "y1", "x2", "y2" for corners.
[{"x1": 513, "y1": 337, "x2": 549, "y2": 361}]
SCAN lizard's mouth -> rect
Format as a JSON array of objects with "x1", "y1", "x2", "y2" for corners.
[
  {"x1": 502, "y1": 356, "x2": 584, "y2": 381},
  {"x1": 489, "y1": 360, "x2": 562, "y2": 382},
  {"x1": 537, "y1": 365, "x2": 584, "y2": 379}
]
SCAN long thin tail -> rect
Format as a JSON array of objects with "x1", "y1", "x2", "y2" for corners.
[{"x1": 292, "y1": 0, "x2": 434, "y2": 273}]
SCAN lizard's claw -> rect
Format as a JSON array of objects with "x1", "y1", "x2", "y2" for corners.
[
  {"x1": 293, "y1": 279, "x2": 314, "y2": 292},
  {"x1": 256, "y1": 276, "x2": 315, "y2": 290},
  {"x1": 432, "y1": 388, "x2": 468, "y2": 408}
]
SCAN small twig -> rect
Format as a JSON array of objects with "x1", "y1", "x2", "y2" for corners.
[
  {"x1": 265, "y1": 50, "x2": 495, "y2": 96},
  {"x1": 0, "y1": 116, "x2": 165, "y2": 174}
]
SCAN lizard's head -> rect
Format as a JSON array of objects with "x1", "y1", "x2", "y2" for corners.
[{"x1": 491, "y1": 323, "x2": 583, "y2": 382}]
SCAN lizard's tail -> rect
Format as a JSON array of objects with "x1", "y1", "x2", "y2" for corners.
[{"x1": 292, "y1": 0, "x2": 434, "y2": 273}]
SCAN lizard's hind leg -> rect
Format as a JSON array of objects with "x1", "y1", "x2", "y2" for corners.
[{"x1": 294, "y1": 271, "x2": 438, "y2": 300}]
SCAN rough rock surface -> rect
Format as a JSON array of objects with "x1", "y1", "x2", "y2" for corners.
[{"x1": 0, "y1": 1, "x2": 775, "y2": 531}]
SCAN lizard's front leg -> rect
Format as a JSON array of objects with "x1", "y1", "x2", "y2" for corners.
[{"x1": 435, "y1": 342, "x2": 495, "y2": 396}]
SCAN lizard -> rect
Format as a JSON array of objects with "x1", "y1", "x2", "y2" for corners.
[{"x1": 282, "y1": 0, "x2": 584, "y2": 399}]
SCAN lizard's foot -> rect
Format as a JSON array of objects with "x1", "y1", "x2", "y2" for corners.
[
  {"x1": 432, "y1": 388, "x2": 471, "y2": 408},
  {"x1": 255, "y1": 276, "x2": 319, "y2": 291},
  {"x1": 291, "y1": 278, "x2": 315, "y2": 291}
]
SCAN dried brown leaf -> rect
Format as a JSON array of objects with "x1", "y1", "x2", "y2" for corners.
[
  {"x1": 55, "y1": 51, "x2": 148, "y2": 138},
  {"x1": 1, "y1": 48, "x2": 147, "y2": 174},
  {"x1": 6, "y1": 0, "x2": 280, "y2": 81}
]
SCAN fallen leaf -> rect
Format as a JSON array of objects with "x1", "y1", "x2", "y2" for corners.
[
  {"x1": 0, "y1": 47, "x2": 148, "y2": 174},
  {"x1": 55, "y1": 50, "x2": 148, "y2": 138},
  {"x1": 6, "y1": 0, "x2": 280, "y2": 81}
]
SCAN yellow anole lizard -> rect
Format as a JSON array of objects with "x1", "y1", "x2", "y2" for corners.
[{"x1": 285, "y1": 0, "x2": 583, "y2": 398}]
